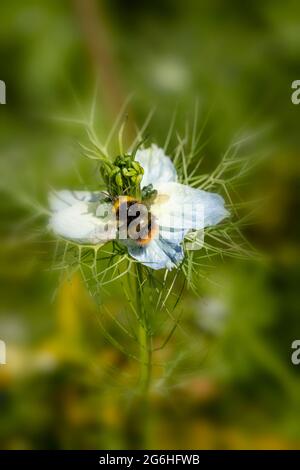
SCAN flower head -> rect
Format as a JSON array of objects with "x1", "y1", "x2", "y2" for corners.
[{"x1": 50, "y1": 144, "x2": 229, "y2": 270}]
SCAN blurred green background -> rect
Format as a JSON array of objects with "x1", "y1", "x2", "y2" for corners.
[{"x1": 0, "y1": 0, "x2": 300, "y2": 449}]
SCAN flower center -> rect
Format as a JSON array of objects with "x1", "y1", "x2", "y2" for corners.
[
  {"x1": 100, "y1": 154, "x2": 144, "y2": 198},
  {"x1": 113, "y1": 196, "x2": 158, "y2": 245}
]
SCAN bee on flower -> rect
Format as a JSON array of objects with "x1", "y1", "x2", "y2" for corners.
[{"x1": 49, "y1": 144, "x2": 229, "y2": 270}]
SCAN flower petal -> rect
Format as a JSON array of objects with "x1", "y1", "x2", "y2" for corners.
[
  {"x1": 153, "y1": 182, "x2": 228, "y2": 227},
  {"x1": 135, "y1": 144, "x2": 177, "y2": 188},
  {"x1": 126, "y1": 238, "x2": 184, "y2": 270},
  {"x1": 49, "y1": 190, "x2": 116, "y2": 245},
  {"x1": 151, "y1": 182, "x2": 229, "y2": 245},
  {"x1": 49, "y1": 190, "x2": 102, "y2": 212}
]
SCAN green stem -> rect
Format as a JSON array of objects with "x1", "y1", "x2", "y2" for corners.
[
  {"x1": 124, "y1": 264, "x2": 152, "y2": 449},
  {"x1": 135, "y1": 264, "x2": 152, "y2": 395},
  {"x1": 139, "y1": 322, "x2": 152, "y2": 394}
]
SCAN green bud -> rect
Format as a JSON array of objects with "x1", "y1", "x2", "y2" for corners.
[
  {"x1": 115, "y1": 173, "x2": 123, "y2": 187},
  {"x1": 123, "y1": 168, "x2": 137, "y2": 177},
  {"x1": 131, "y1": 161, "x2": 140, "y2": 172},
  {"x1": 129, "y1": 169, "x2": 137, "y2": 176},
  {"x1": 135, "y1": 174, "x2": 143, "y2": 185},
  {"x1": 124, "y1": 157, "x2": 132, "y2": 167},
  {"x1": 141, "y1": 184, "x2": 157, "y2": 202},
  {"x1": 105, "y1": 152, "x2": 145, "y2": 196},
  {"x1": 110, "y1": 167, "x2": 120, "y2": 177}
]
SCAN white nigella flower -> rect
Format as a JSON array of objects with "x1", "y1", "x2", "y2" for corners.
[{"x1": 50, "y1": 144, "x2": 229, "y2": 270}]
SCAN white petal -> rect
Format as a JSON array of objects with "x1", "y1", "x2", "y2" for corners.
[
  {"x1": 135, "y1": 144, "x2": 177, "y2": 188},
  {"x1": 127, "y1": 238, "x2": 184, "y2": 270},
  {"x1": 49, "y1": 191, "x2": 116, "y2": 245},
  {"x1": 152, "y1": 182, "x2": 229, "y2": 242},
  {"x1": 49, "y1": 190, "x2": 103, "y2": 212}
]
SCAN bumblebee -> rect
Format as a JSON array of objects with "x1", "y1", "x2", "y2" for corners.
[{"x1": 113, "y1": 196, "x2": 158, "y2": 246}]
